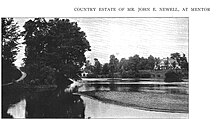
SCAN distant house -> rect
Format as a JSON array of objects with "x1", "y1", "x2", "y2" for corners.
[
  {"x1": 168, "y1": 58, "x2": 181, "y2": 69},
  {"x1": 154, "y1": 58, "x2": 180, "y2": 70}
]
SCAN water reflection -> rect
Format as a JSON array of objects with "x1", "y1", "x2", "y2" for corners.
[
  {"x1": 3, "y1": 88, "x2": 85, "y2": 118},
  {"x1": 25, "y1": 91, "x2": 85, "y2": 118},
  {"x1": 7, "y1": 99, "x2": 26, "y2": 118},
  {"x1": 2, "y1": 84, "x2": 25, "y2": 118},
  {"x1": 3, "y1": 78, "x2": 188, "y2": 118},
  {"x1": 5, "y1": 95, "x2": 188, "y2": 119},
  {"x1": 81, "y1": 79, "x2": 188, "y2": 95}
]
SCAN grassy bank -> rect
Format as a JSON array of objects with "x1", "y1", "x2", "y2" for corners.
[{"x1": 80, "y1": 91, "x2": 188, "y2": 113}]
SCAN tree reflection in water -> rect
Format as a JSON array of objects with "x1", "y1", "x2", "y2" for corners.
[
  {"x1": 26, "y1": 91, "x2": 85, "y2": 118},
  {"x1": 2, "y1": 85, "x2": 25, "y2": 118}
]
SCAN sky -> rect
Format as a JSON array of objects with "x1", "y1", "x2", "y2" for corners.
[{"x1": 13, "y1": 18, "x2": 188, "y2": 66}]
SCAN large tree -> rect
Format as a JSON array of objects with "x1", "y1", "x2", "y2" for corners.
[
  {"x1": 170, "y1": 52, "x2": 188, "y2": 70},
  {"x1": 22, "y1": 18, "x2": 90, "y2": 85},
  {"x1": 137, "y1": 57, "x2": 148, "y2": 70},
  {"x1": 128, "y1": 54, "x2": 140, "y2": 76},
  {"x1": 94, "y1": 58, "x2": 102, "y2": 76},
  {"x1": 171, "y1": 52, "x2": 181, "y2": 65},
  {"x1": 102, "y1": 63, "x2": 109, "y2": 75},
  {"x1": 2, "y1": 18, "x2": 22, "y2": 83},
  {"x1": 147, "y1": 55, "x2": 155, "y2": 70},
  {"x1": 109, "y1": 55, "x2": 119, "y2": 78},
  {"x1": 179, "y1": 53, "x2": 188, "y2": 70},
  {"x1": 84, "y1": 60, "x2": 94, "y2": 73},
  {"x1": 2, "y1": 18, "x2": 21, "y2": 66}
]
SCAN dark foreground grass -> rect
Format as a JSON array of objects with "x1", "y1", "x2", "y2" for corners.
[{"x1": 80, "y1": 91, "x2": 188, "y2": 113}]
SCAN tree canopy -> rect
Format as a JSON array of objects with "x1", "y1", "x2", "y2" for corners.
[
  {"x1": 94, "y1": 58, "x2": 102, "y2": 76},
  {"x1": 2, "y1": 18, "x2": 22, "y2": 84},
  {"x1": 109, "y1": 55, "x2": 119, "y2": 77},
  {"x1": 84, "y1": 52, "x2": 188, "y2": 78},
  {"x1": 2, "y1": 18, "x2": 21, "y2": 67},
  {"x1": 22, "y1": 18, "x2": 91, "y2": 85}
]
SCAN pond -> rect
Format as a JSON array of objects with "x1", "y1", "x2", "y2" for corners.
[
  {"x1": 80, "y1": 78, "x2": 188, "y2": 95},
  {"x1": 6, "y1": 95, "x2": 188, "y2": 118},
  {"x1": 3, "y1": 78, "x2": 188, "y2": 118}
]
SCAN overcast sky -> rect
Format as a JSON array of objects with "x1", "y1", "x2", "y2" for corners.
[{"x1": 13, "y1": 18, "x2": 188, "y2": 66}]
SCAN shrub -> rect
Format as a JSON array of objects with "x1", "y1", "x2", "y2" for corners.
[
  {"x1": 86, "y1": 73, "x2": 96, "y2": 78},
  {"x1": 138, "y1": 73, "x2": 151, "y2": 78},
  {"x1": 164, "y1": 71, "x2": 183, "y2": 82}
]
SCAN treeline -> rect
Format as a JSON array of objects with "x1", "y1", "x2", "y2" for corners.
[
  {"x1": 84, "y1": 53, "x2": 188, "y2": 78},
  {"x1": 2, "y1": 18, "x2": 22, "y2": 84}
]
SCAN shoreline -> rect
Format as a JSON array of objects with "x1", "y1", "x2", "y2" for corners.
[{"x1": 79, "y1": 91, "x2": 188, "y2": 113}]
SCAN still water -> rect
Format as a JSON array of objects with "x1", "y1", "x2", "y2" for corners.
[
  {"x1": 7, "y1": 95, "x2": 188, "y2": 118},
  {"x1": 4, "y1": 78, "x2": 188, "y2": 118},
  {"x1": 80, "y1": 78, "x2": 188, "y2": 95}
]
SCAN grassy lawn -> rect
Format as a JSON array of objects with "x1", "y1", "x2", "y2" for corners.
[{"x1": 80, "y1": 91, "x2": 188, "y2": 113}]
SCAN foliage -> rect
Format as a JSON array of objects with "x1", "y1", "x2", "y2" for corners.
[
  {"x1": 84, "y1": 60, "x2": 94, "y2": 74},
  {"x1": 147, "y1": 55, "x2": 155, "y2": 70},
  {"x1": 102, "y1": 63, "x2": 109, "y2": 75},
  {"x1": 22, "y1": 18, "x2": 91, "y2": 85},
  {"x1": 109, "y1": 55, "x2": 119, "y2": 77},
  {"x1": 137, "y1": 57, "x2": 148, "y2": 70},
  {"x1": 84, "y1": 54, "x2": 158, "y2": 78},
  {"x1": 171, "y1": 61, "x2": 177, "y2": 68},
  {"x1": 170, "y1": 53, "x2": 188, "y2": 70},
  {"x1": 86, "y1": 73, "x2": 97, "y2": 78},
  {"x1": 164, "y1": 71, "x2": 183, "y2": 82},
  {"x1": 127, "y1": 54, "x2": 140, "y2": 76},
  {"x1": 164, "y1": 57, "x2": 169, "y2": 69},
  {"x1": 94, "y1": 58, "x2": 102, "y2": 76},
  {"x1": 2, "y1": 18, "x2": 22, "y2": 83},
  {"x1": 179, "y1": 54, "x2": 188, "y2": 70},
  {"x1": 23, "y1": 63, "x2": 56, "y2": 85},
  {"x1": 171, "y1": 52, "x2": 181, "y2": 64},
  {"x1": 83, "y1": 52, "x2": 188, "y2": 79},
  {"x1": 2, "y1": 18, "x2": 21, "y2": 65}
]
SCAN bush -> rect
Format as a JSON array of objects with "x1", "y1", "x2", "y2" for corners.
[
  {"x1": 86, "y1": 73, "x2": 96, "y2": 78},
  {"x1": 164, "y1": 71, "x2": 183, "y2": 82},
  {"x1": 138, "y1": 73, "x2": 151, "y2": 78}
]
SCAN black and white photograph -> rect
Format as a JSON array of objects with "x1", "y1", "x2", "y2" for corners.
[
  {"x1": 2, "y1": 17, "x2": 189, "y2": 118},
  {"x1": 2, "y1": 0, "x2": 220, "y2": 119}
]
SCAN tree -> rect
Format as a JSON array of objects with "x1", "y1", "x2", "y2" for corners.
[
  {"x1": 2, "y1": 18, "x2": 21, "y2": 67},
  {"x1": 171, "y1": 61, "x2": 177, "y2": 69},
  {"x1": 94, "y1": 58, "x2": 101, "y2": 76},
  {"x1": 109, "y1": 55, "x2": 119, "y2": 78},
  {"x1": 171, "y1": 52, "x2": 181, "y2": 65},
  {"x1": 22, "y1": 18, "x2": 91, "y2": 86},
  {"x1": 147, "y1": 55, "x2": 155, "y2": 70},
  {"x1": 84, "y1": 60, "x2": 94, "y2": 73},
  {"x1": 127, "y1": 54, "x2": 140, "y2": 76},
  {"x1": 164, "y1": 57, "x2": 169, "y2": 69},
  {"x1": 118, "y1": 58, "x2": 128, "y2": 72},
  {"x1": 179, "y1": 53, "x2": 188, "y2": 70},
  {"x1": 137, "y1": 57, "x2": 148, "y2": 70},
  {"x1": 2, "y1": 18, "x2": 22, "y2": 83},
  {"x1": 102, "y1": 63, "x2": 109, "y2": 75},
  {"x1": 154, "y1": 57, "x2": 161, "y2": 70}
]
